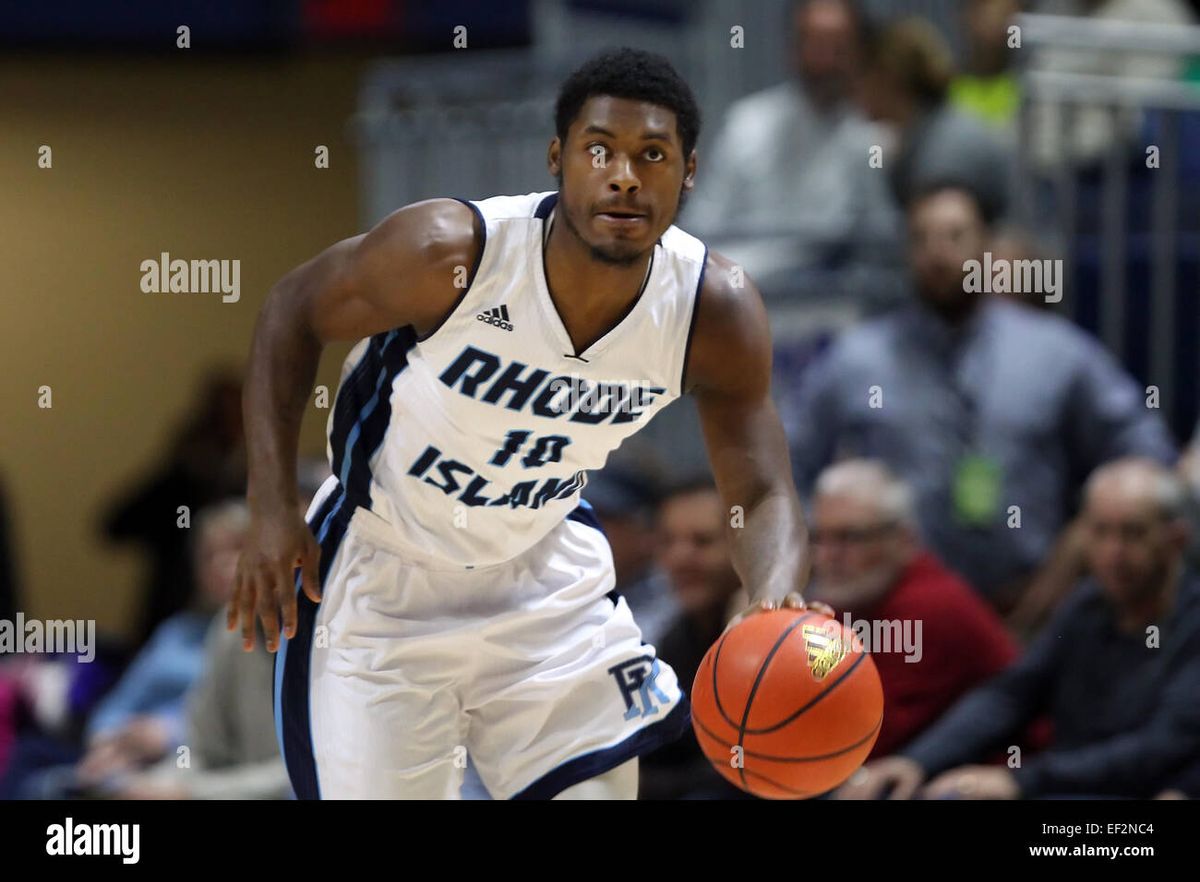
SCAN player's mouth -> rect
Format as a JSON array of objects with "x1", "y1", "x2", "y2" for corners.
[{"x1": 595, "y1": 209, "x2": 648, "y2": 230}]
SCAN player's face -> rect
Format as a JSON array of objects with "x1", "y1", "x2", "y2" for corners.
[
  {"x1": 1084, "y1": 485, "x2": 1184, "y2": 607},
  {"x1": 657, "y1": 490, "x2": 740, "y2": 614},
  {"x1": 908, "y1": 190, "x2": 988, "y2": 318},
  {"x1": 550, "y1": 96, "x2": 695, "y2": 266},
  {"x1": 809, "y1": 494, "x2": 905, "y2": 610}
]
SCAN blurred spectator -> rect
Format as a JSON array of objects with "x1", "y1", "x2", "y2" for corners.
[
  {"x1": 102, "y1": 369, "x2": 246, "y2": 646},
  {"x1": 859, "y1": 17, "x2": 1013, "y2": 222},
  {"x1": 838, "y1": 458, "x2": 1200, "y2": 799},
  {"x1": 78, "y1": 499, "x2": 247, "y2": 794},
  {"x1": 0, "y1": 648, "x2": 125, "y2": 794},
  {"x1": 107, "y1": 465, "x2": 333, "y2": 799},
  {"x1": 790, "y1": 181, "x2": 1176, "y2": 612},
  {"x1": 114, "y1": 606, "x2": 287, "y2": 800},
  {"x1": 584, "y1": 466, "x2": 677, "y2": 647},
  {"x1": 681, "y1": 0, "x2": 901, "y2": 287},
  {"x1": 1030, "y1": 0, "x2": 1196, "y2": 171},
  {"x1": 638, "y1": 477, "x2": 749, "y2": 800},
  {"x1": 806, "y1": 460, "x2": 1018, "y2": 758},
  {"x1": 5, "y1": 499, "x2": 246, "y2": 799},
  {"x1": 981, "y1": 224, "x2": 1092, "y2": 633},
  {"x1": 949, "y1": 0, "x2": 1022, "y2": 131}
]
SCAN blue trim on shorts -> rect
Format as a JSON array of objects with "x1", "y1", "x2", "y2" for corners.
[
  {"x1": 568, "y1": 500, "x2": 643, "y2": 638},
  {"x1": 274, "y1": 483, "x2": 355, "y2": 801},
  {"x1": 508, "y1": 500, "x2": 685, "y2": 799},
  {"x1": 509, "y1": 698, "x2": 692, "y2": 800},
  {"x1": 566, "y1": 497, "x2": 607, "y2": 537},
  {"x1": 565, "y1": 500, "x2": 628, "y2": 610},
  {"x1": 280, "y1": 323, "x2": 416, "y2": 797}
]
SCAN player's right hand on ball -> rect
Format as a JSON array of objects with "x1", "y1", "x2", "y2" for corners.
[
  {"x1": 833, "y1": 757, "x2": 925, "y2": 800},
  {"x1": 228, "y1": 507, "x2": 322, "y2": 653}
]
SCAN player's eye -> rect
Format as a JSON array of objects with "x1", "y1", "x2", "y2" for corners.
[
  {"x1": 645, "y1": 147, "x2": 665, "y2": 162},
  {"x1": 588, "y1": 144, "x2": 609, "y2": 160}
]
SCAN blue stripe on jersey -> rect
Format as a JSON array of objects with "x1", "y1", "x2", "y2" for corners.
[
  {"x1": 679, "y1": 244, "x2": 708, "y2": 396},
  {"x1": 329, "y1": 326, "x2": 419, "y2": 508},
  {"x1": 327, "y1": 339, "x2": 384, "y2": 484},
  {"x1": 274, "y1": 484, "x2": 349, "y2": 800}
]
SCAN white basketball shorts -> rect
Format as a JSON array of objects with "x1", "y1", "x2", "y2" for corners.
[{"x1": 273, "y1": 476, "x2": 690, "y2": 799}]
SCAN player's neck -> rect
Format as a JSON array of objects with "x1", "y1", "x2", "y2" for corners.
[{"x1": 544, "y1": 210, "x2": 653, "y2": 307}]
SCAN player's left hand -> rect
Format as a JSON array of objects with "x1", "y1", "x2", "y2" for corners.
[
  {"x1": 921, "y1": 765, "x2": 1020, "y2": 800},
  {"x1": 724, "y1": 592, "x2": 835, "y2": 634}
]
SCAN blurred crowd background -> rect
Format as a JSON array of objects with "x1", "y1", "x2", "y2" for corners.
[{"x1": 2, "y1": 0, "x2": 1200, "y2": 800}]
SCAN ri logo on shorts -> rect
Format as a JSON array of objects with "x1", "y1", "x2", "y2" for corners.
[{"x1": 609, "y1": 655, "x2": 671, "y2": 720}]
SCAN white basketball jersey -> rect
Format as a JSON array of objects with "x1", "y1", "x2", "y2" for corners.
[{"x1": 324, "y1": 191, "x2": 708, "y2": 568}]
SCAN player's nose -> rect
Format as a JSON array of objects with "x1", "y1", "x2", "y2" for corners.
[{"x1": 606, "y1": 155, "x2": 640, "y2": 192}]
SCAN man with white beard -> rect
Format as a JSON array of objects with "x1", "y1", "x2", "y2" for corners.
[{"x1": 806, "y1": 459, "x2": 1017, "y2": 760}]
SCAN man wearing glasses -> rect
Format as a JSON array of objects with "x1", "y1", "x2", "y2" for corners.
[{"x1": 805, "y1": 459, "x2": 1018, "y2": 761}]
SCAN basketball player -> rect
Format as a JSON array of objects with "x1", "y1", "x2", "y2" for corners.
[{"x1": 230, "y1": 48, "x2": 820, "y2": 800}]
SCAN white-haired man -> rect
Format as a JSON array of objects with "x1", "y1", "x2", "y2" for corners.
[
  {"x1": 839, "y1": 457, "x2": 1200, "y2": 799},
  {"x1": 807, "y1": 459, "x2": 1017, "y2": 759}
]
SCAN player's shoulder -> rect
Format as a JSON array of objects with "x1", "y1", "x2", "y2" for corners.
[
  {"x1": 365, "y1": 196, "x2": 482, "y2": 270},
  {"x1": 365, "y1": 190, "x2": 554, "y2": 263},
  {"x1": 694, "y1": 249, "x2": 768, "y2": 329},
  {"x1": 681, "y1": 249, "x2": 772, "y2": 394},
  {"x1": 464, "y1": 190, "x2": 557, "y2": 222},
  {"x1": 447, "y1": 191, "x2": 568, "y2": 262}
]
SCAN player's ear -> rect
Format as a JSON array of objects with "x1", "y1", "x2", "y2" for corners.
[
  {"x1": 547, "y1": 137, "x2": 563, "y2": 178},
  {"x1": 682, "y1": 148, "x2": 697, "y2": 191}
]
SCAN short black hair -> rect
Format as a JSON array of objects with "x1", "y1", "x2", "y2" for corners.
[
  {"x1": 907, "y1": 176, "x2": 1002, "y2": 228},
  {"x1": 555, "y1": 47, "x2": 702, "y2": 157}
]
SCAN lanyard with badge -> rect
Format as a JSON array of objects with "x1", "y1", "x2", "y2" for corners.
[{"x1": 948, "y1": 318, "x2": 1002, "y2": 528}]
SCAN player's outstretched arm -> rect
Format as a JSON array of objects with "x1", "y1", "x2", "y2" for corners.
[
  {"x1": 684, "y1": 253, "x2": 821, "y2": 624},
  {"x1": 232, "y1": 199, "x2": 481, "y2": 652}
]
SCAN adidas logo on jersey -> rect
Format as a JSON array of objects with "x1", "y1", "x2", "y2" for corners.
[{"x1": 477, "y1": 304, "x2": 513, "y2": 332}]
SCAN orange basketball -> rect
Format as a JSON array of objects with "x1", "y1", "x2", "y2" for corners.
[{"x1": 691, "y1": 608, "x2": 884, "y2": 799}]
